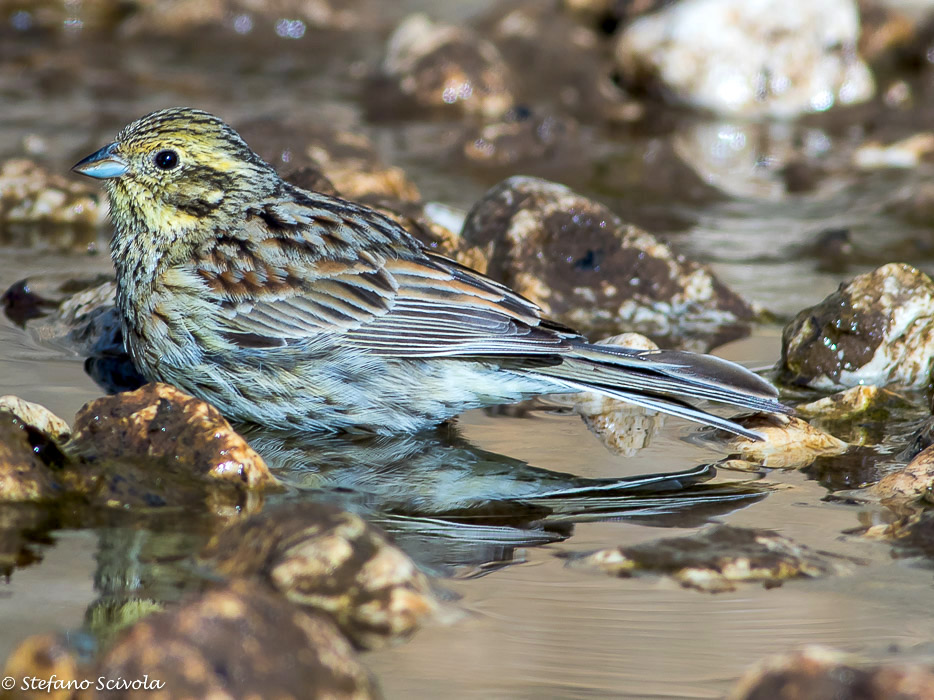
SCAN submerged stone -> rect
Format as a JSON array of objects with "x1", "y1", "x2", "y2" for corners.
[
  {"x1": 566, "y1": 524, "x2": 849, "y2": 592},
  {"x1": 92, "y1": 579, "x2": 380, "y2": 699},
  {"x1": 728, "y1": 646, "x2": 934, "y2": 700},
  {"x1": 780, "y1": 263, "x2": 934, "y2": 391},
  {"x1": 870, "y1": 444, "x2": 934, "y2": 505},
  {"x1": 200, "y1": 501, "x2": 442, "y2": 650}
]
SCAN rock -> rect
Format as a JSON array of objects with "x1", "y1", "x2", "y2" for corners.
[
  {"x1": 2, "y1": 633, "x2": 84, "y2": 700},
  {"x1": 728, "y1": 646, "x2": 934, "y2": 700},
  {"x1": 67, "y1": 383, "x2": 277, "y2": 491},
  {"x1": 0, "y1": 395, "x2": 71, "y2": 444},
  {"x1": 0, "y1": 159, "x2": 107, "y2": 249},
  {"x1": 780, "y1": 263, "x2": 934, "y2": 390},
  {"x1": 92, "y1": 579, "x2": 380, "y2": 699},
  {"x1": 870, "y1": 444, "x2": 934, "y2": 504},
  {"x1": 238, "y1": 118, "x2": 421, "y2": 202},
  {"x1": 706, "y1": 414, "x2": 848, "y2": 470},
  {"x1": 566, "y1": 524, "x2": 850, "y2": 592},
  {"x1": 614, "y1": 0, "x2": 875, "y2": 118},
  {"x1": 0, "y1": 408, "x2": 68, "y2": 502},
  {"x1": 200, "y1": 501, "x2": 441, "y2": 649},
  {"x1": 573, "y1": 333, "x2": 665, "y2": 456},
  {"x1": 459, "y1": 176, "x2": 754, "y2": 341},
  {"x1": 882, "y1": 510, "x2": 934, "y2": 559},
  {"x1": 796, "y1": 385, "x2": 911, "y2": 423},
  {"x1": 379, "y1": 13, "x2": 515, "y2": 118},
  {"x1": 853, "y1": 133, "x2": 934, "y2": 169}
]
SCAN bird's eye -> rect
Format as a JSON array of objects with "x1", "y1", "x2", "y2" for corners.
[{"x1": 153, "y1": 149, "x2": 179, "y2": 170}]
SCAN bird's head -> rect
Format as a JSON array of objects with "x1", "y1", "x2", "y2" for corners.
[{"x1": 73, "y1": 108, "x2": 279, "y2": 246}]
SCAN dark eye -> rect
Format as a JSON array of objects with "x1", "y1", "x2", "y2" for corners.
[{"x1": 153, "y1": 149, "x2": 179, "y2": 170}]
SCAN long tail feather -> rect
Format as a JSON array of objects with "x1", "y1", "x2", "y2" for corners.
[{"x1": 525, "y1": 342, "x2": 789, "y2": 439}]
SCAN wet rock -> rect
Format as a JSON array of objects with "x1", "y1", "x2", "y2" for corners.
[
  {"x1": 379, "y1": 13, "x2": 515, "y2": 119},
  {"x1": 0, "y1": 406, "x2": 68, "y2": 502},
  {"x1": 728, "y1": 646, "x2": 934, "y2": 700},
  {"x1": 566, "y1": 524, "x2": 849, "y2": 592},
  {"x1": 460, "y1": 176, "x2": 754, "y2": 340},
  {"x1": 92, "y1": 579, "x2": 380, "y2": 699},
  {"x1": 870, "y1": 444, "x2": 934, "y2": 504},
  {"x1": 462, "y1": 107, "x2": 586, "y2": 169},
  {"x1": 200, "y1": 501, "x2": 441, "y2": 649},
  {"x1": 0, "y1": 159, "x2": 107, "y2": 249},
  {"x1": 780, "y1": 263, "x2": 934, "y2": 390},
  {"x1": 239, "y1": 118, "x2": 421, "y2": 203},
  {"x1": 853, "y1": 132, "x2": 934, "y2": 169},
  {"x1": 614, "y1": 0, "x2": 874, "y2": 118},
  {"x1": 67, "y1": 383, "x2": 277, "y2": 491},
  {"x1": 2, "y1": 633, "x2": 84, "y2": 700},
  {"x1": 0, "y1": 395, "x2": 71, "y2": 445},
  {"x1": 796, "y1": 385, "x2": 911, "y2": 424},
  {"x1": 706, "y1": 414, "x2": 848, "y2": 470},
  {"x1": 573, "y1": 333, "x2": 666, "y2": 456}
]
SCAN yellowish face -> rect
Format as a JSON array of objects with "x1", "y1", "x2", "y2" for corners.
[{"x1": 74, "y1": 108, "x2": 277, "y2": 240}]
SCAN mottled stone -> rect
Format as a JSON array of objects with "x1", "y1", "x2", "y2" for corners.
[
  {"x1": 460, "y1": 176, "x2": 754, "y2": 340},
  {"x1": 92, "y1": 579, "x2": 380, "y2": 699},
  {"x1": 0, "y1": 395, "x2": 70, "y2": 445},
  {"x1": 380, "y1": 13, "x2": 515, "y2": 118},
  {"x1": 709, "y1": 414, "x2": 848, "y2": 470},
  {"x1": 201, "y1": 501, "x2": 441, "y2": 649},
  {"x1": 0, "y1": 159, "x2": 107, "y2": 249},
  {"x1": 2, "y1": 633, "x2": 84, "y2": 700},
  {"x1": 870, "y1": 444, "x2": 934, "y2": 504},
  {"x1": 566, "y1": 524, "x2": 849, "y2": 592},
  {"x1": 780, "y1": 263, "x2": 934, "y2": 390},
  {"x1": 796, "y1": 384, "x2": 911, "y2": 425},
  {"x1": 615, "y1": 0, "x2": 874, "y2": 117},
  {"x1": 0, "y1": 408, "x2": 67, "y2": 502},
  {"x1": 728, "y1": 646, "x2": 934, "y2": 700}
]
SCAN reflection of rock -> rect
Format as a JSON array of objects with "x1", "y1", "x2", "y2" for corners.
[
  {"x1": 201, "y1": 502, "x2": 442, "y2": 650},
  {"x1": 615, "y1": 0, "x2": 875, "y2": 117},
  {"x1": 705, "y1": 414, "x2": 848, "y2": 470},
  {"x1": 93, "y1": 580, "x2": 380, "y2": 699},
  {"x1": 672, "y1": 121, "x2": 831, "y2": 200},
  {"x1": 2, "y1": 633, "x2": 83, "y2": 700},
  {"x1": 573, "y1": 333, "x2": 665, "y2": 456},
  {"x1": 379, "y1": 13, "x2": 515, "y2": 118},
  {"x1": 795, "y1": 385, "x2": 913, "y2": 445},
  {"x1": 460, "y1": 176, "x2": 754, "y2": 340},
  {"x1": 566, "y1": 524, "x2": 851, "y2": 592},
  {"x1": 463, "y1": 107, "x2": 584, "y2": 169},
  {"x1": 780, "y1": 263, "x2": 934, "y2": 390},
  {"x1": 728, "y1": 646, "x2": 934, "y2": 700}
]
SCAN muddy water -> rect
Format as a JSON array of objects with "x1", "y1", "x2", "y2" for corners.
[{"x1": 4, "y1": 2, "x2": 934, "y2": 698}]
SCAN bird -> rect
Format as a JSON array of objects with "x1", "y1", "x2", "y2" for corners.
[{"x1": 72, "y1": 107, "x2": 787, "y2": 438}]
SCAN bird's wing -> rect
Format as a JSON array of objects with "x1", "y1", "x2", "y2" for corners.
[{"x1": 194, "y1": 222, "x2": 576, "y2": 357}]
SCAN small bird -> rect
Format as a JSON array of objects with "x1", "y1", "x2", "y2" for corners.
[{"x1": 73, "y1": 108, "x2": 786, "y2": 438}]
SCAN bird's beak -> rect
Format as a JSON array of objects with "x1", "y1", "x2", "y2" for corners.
[{"x1": 72, "y1": 142, "x2": 128, "y2": 179}]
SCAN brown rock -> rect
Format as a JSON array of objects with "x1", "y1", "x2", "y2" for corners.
[
  {"x1": 871, "y1": 444, "x2": 934, "y2": 505},
  {"x1": 2, "y1": 633, "x2": 84, "y2": 700},
  {"x1": 462, "y1": 108, "x2": 585, "y2": 168},
  {"x1": 460, "y1": 176, "x2": 754, "y2": 340},
  {"x1": 728, "y1": 646, "x2": 934, "y2": 700},
  {"x1": 0, "y1": 409, "x2": 66, "y2": 502},
  {"x1": 91, "y1": 579, "x2": 380, "y2": 699},
  {"x1": 780, "y1": 263, "x2": 934, "y2": 390},
  {"x1": 380, "y1": 13, "x2": 515, "y2": 119},
  {"x1": 200, "y1": 501, "x2": 440, "y2": 649},
  {"x1": 68, "y1": 383, "x2": 275, "y2": 490},
  {"x1": 566, "y1": 524, "x2": 850, "y2": 593},
  {"x1": 0, "y1": 159, "x2": 107, "y2": 250},
  {"x1": 709, "y1": 414, "x2": 848, "y2": 470}
]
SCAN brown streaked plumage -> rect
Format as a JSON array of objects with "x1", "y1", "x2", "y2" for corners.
[{"x1": 73, "y1": 108, "x2": 788, "y2": 437}]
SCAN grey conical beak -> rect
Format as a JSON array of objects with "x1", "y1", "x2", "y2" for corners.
[{"x1": 72, "y1": 142, "x2": 128, "y2": 179}]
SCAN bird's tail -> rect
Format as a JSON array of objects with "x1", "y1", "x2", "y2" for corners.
[{"x1": 522, "y1": 343, "x2": 790, "y2": 440}]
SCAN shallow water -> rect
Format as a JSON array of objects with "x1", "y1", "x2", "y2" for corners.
[{"x1": 3, "y1": 2, "x2": 934, "y2": 697}]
